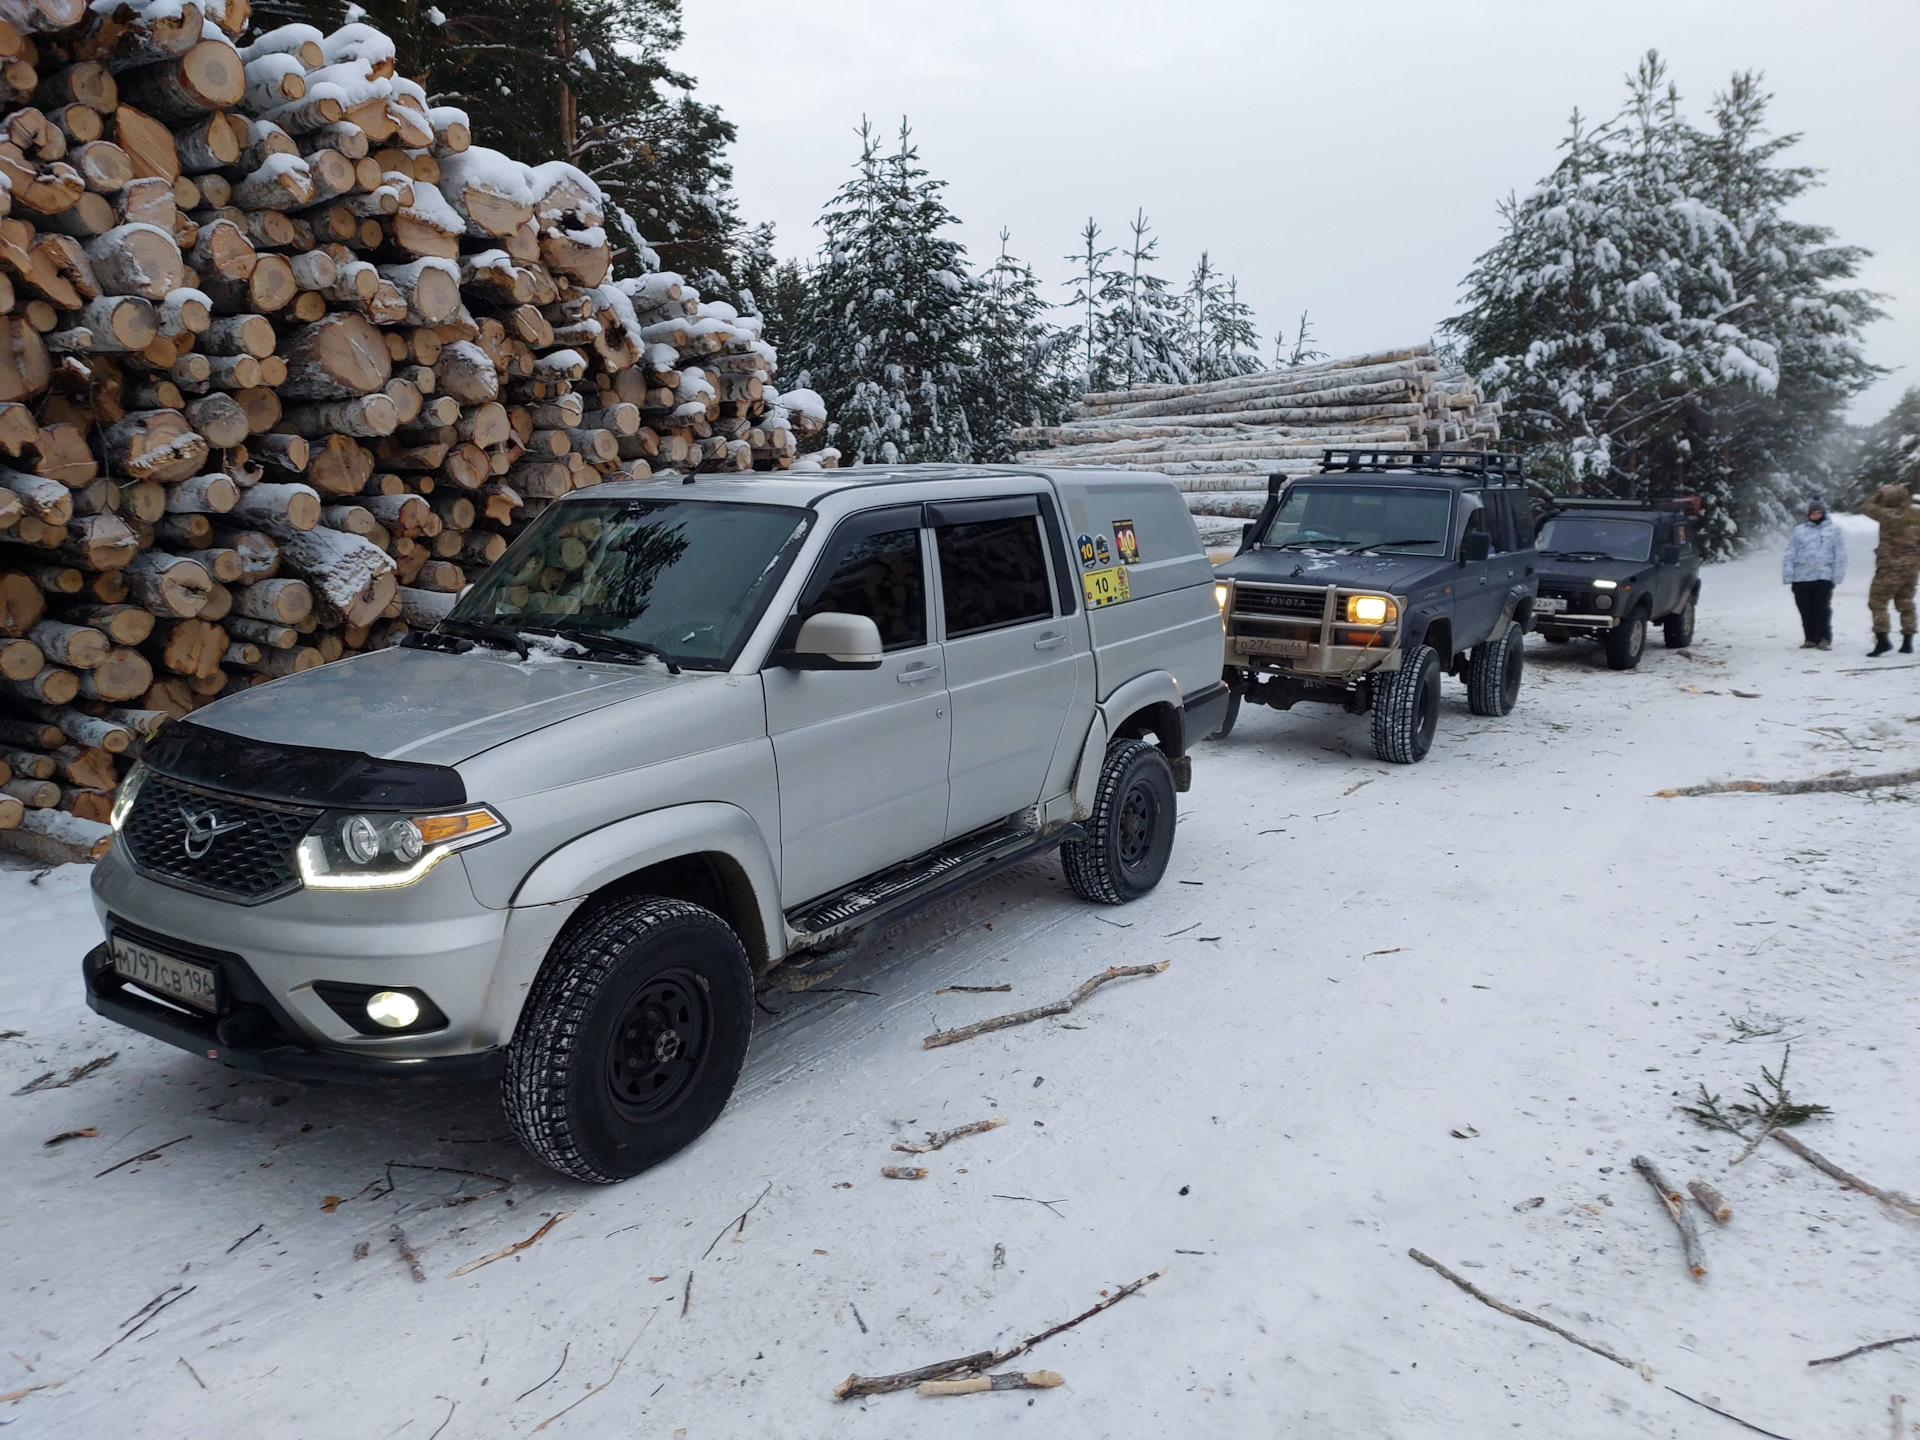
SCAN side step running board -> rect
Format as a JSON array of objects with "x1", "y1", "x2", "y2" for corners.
[{"x1": 786, "y1": 822, "x2": 1084, "y2": 949}]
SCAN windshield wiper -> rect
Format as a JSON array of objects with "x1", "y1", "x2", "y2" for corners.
[
  {"x1": 399, "y1": 628, "x2": 471, "y2": 654},
  {"x1": 1547, "y1": 550, "x2": 1616, "y2": 561},
  {"x1": 520, "y1": 626, "x2": 682, "y2": 674},
  {"x1": 1349, "y1": 538, "x2": 1436, "y2": 554},
  {"x1": 436, "y1": 618, "x2": 529, "y2": 659},
  {"x1": 1268, "y1": 539, "x2": 1334, "y2": 551}
]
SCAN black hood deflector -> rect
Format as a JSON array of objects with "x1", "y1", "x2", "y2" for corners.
[{"x1": 142, "y1": 720, "x2": 466, "y2": 810}]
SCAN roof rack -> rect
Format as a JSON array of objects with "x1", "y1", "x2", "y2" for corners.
[
  {"x1": 1541, "y1": 495, "x2": 1703, "y2": 516},
  {"x1": 1316, "y1": 449, "x2": 1526, "y2": 481}
]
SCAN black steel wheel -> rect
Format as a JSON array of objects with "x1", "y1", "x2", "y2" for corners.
[
  {"x1": 1604, "y1": 605, "x2": 1649, "y2": 670},
  {"x1": 1062, "y1": 738, "x2": 1178, "y2": 904},
  {"x1": 1663, "y1": 590, "x2": 1697, "y2": 648},
  {"x1": 504, "y1": 897, "x2": 752, "y2": 1183},
  {"x1": 1371, "y1": 643, "x2": 1441, "y2": 763}
]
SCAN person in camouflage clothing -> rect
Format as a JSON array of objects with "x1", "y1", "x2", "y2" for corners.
[{"x1": 1863, "y1": 482, "x2": 1920, "y2": 656}]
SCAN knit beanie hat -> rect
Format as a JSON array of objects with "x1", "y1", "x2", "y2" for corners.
[{"x1": 1807, "y1": 495, "x2": 1827, "y2": 517}]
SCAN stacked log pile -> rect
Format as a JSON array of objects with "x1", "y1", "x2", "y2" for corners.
[
  {"x1": 0, "y1": 0, "x2": 827, "y2": 861},
  {"x1": 1014, "y1": 343, "x2": 1500, "y2": 524}
]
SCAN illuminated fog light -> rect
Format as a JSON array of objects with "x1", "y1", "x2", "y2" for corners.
[
  {"x1": 365, "y1": 991, "x2": 421, "y2": 1029},
  {"x1": 1214, "y1": 583, "x2": 1230, "y2": 611}
]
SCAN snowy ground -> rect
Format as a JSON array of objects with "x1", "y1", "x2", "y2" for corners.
[{"x1": 4, "y1": 520, "x2": 1918, "y2": 1440}]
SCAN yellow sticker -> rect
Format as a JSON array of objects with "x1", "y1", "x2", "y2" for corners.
[{"x1": 1081, "y1": 564, "x2": 1131, "y2": 608}]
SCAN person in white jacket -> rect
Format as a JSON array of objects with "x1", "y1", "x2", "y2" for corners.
[{"x1": 1781, "y1": 496, "x2": 1846, "y2": 649}]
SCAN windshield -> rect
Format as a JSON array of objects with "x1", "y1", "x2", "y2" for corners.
[
  {"x1": 449, "y1": 497, "x2": 809, "y2": 669},
  {"x1": 1258, "y1": 484, "x2": 1453, "y2": 556},
  {"x1": 1537, "y1": 516, "x2": 1653, "y2": 563}
]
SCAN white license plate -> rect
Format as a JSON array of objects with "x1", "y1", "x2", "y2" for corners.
[
  {"x1": 1235, "y1": 636, "x2": 1309, "y2": 658},
  {"x1": 1535, "y1": 597, "x2": 1567, "y2": 614},
  {"x1": 111, "y1": 935, "x2": 220, "y2": 1014}
]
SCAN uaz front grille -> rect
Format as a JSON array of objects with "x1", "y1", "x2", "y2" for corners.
[
  {"x1": 122, "y1": 774, "x2": 320, "y2": 903},
  {"x1": 1234, "y1": 586, "x2": 1327, "y2": 619}
]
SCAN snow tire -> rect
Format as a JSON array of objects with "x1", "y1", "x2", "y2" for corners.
[
  {"x1": 1061, "y1": 738, "x2": 1177, "y2": 905},
  {"x1": 1467, "y1": 619, "x2": 1525, "y2": 717},
  {"x1": 1604, "y1": 604, "x2": 1649, "y2": 670},
  {"x1": 503, "y1": 896, "x2": 753, "y2": 1184},
  {"x1": 1663, "y1": 590, "x2": 1697, "y2": 648},
  {"x1": 1371, "y1": 643, "x2": 1441, "y2": 764}
]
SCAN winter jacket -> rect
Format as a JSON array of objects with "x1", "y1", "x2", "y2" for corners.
[
  {"x1": 1862, "y1": 485, "x2": 1920, "y2": 569},
  {"x1": 1782, "y1": 518, "x2": 1846, "y2": 585}
]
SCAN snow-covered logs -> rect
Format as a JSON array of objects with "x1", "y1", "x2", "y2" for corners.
[
  {"x1": 1013, "y1": 343, "x2": 1500, "y2": 527},
  {"x1": 0, "y1": 4, "x2": 829, "y2": 861}
]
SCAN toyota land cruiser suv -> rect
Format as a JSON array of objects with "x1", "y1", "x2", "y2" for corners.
[
  {"x1": 1532, "y1": 497, "x2": 1701, "y2": 668},
  {"x1": 83, "y1": 465, "x2": 1227, "y2": 1182},
  {"x1": 1212, "y1": 450, "x2": 1538, "y2": 763}
]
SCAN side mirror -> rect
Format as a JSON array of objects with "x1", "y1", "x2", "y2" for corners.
[
  {"x1": 1461, "y1": 531, "x2": 1493, "y2": 564},
  {"x1": 777, "y1": 611, "x2": 884, "y2": 670}
]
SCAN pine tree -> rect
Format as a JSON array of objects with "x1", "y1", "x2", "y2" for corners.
[
  {"x1": 790, "y1": 119, "x2": 978, "y2": 465},
  {"x1": 1448, "y1": 52, "x2": 1881, "y2": 553},
  {"x1": 1062, "y1": 219, "x2": 1123, "y2": 392},
  {"x1": 1183, "y1": 260, "x2": 1260, "y2": 380},
  {"x1": 1102, "y1": 210, "x2": 1189, "y2": 391},
  {"x1": 250, "y1": 0, "x2": 749, "y2": 293},
  {"x1": 1273, "y1": 310, "x2": 1327, "y2": 369},
  {"x1": 964, "y1": 231, "x2": 1073, "y2": 462},
  {"x1": 1182, "y1": 251, "x2": 1221, "y2": 378}
]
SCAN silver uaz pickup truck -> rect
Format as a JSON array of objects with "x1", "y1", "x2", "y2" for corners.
[{"x1": 85, "y1": 464, "x2": 1227, "y2": 1181}]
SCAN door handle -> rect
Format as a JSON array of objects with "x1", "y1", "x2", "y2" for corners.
[
  {"x1": 898, "y1": 663, "x2": 940, "y2": 684},
  {"x1": 1034, "y1": 631, "x2": 1067, "y2": 651}
]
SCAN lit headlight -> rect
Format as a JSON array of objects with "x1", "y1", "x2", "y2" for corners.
[
  {"x1": 297, "y1": 805, "x2": 506, "y2": 890},
  {"x1": 110, "y1": 762, "x2": 149, "y2": 831},
  {"x1": 1591, "y1": 579, "x2": 1619, "y2": 590},
  {"x1": 1214, "y1": 582, "x2": 1231, "y2": 612},
  {"x1": 1345, "y1": 594, "x2": 1398, "y2": 625}
]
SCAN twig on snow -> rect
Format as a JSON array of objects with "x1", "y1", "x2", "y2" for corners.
[
  {"x1": 514, "y1": 1343, "x2": 568, "y2": 1401},
  {"x1": 700, "y1": 1181, "x2": 772, "y2": 1259},
  {"x1": 225, "y1": 1223, "x2": 264, "y2": 1254},
  {"x1": 849, "y1": 1302, "x2": 867, "y2": 1334},
  {"x1": 834, "y1": 1267, "x2": 1165, "y2": 1400},
  {"x1": 881, "y1": 1166, "x2": 927, "y2": 1180},
  {"x1": 0, "y1": 1381, "x2": 62, "y2": 1404},
  {"x1": 1688, "y1": 1179, "x2": 1732, "y2": 1224},
  {"x1": 1632, "y1": 1156, "x2": 1706, "y2": 1279},
  {"x1": 1408, "y1": 1249, "x2": 1646, "y2": 1375},
  {"x1": 44, "y1": 1128, "x2": 98, "y2": 1146},
  {"x1": 922, "y1": 963, "x2": 1169, "y2": 1049},
  {"x1": 1806, "y1": 1335, "x2": 1920, "y2": 1368},
  {"x1": 937, "y1": 984, "x2": 1011, "y2": 994},
  {"x1": 1772, "y1": 1131, "x2": 1920, "y2": 1217},
  {"x1": 993, "y1": 1194, "x2": 1066, "y2": 1217},
  {"x1": 532, "y1": 1315, "x2": 653, "y2": 1433},
  {"x1": 920, "y1": 1370, "x2": 1063, "y2": 1396},
  {"x1": 1665, "y1": 1386, "x2": 1799, "y2": 1438},
  {"x1": 13, "y1": 1053, "x2": 117, "y2": 1095},
  {"x1": 176, "y1": 1357, "x2": 206, "y2": 1390},
  {"x1": 447, "y1": 1212, "x2": 569, "y2": 1277},
  {"x1": 390, "y1": 1225, "x2": 426, "y2": 1283},
  {"x1": 680, "y1": 1271, "x2": 692, "y2": 1318},
  {"x1": 95, "y1": 1286, "x2": 196, "y2": 1359},
  {"x1": 94, "y1": 1134, "x2": 190, "y2": 1178},
  {"x1": 1656, "y1": 766, "x2": 1920, "y2": 798},
  {"x1": 893, "y1": 1117, "x2": 1007, "y2": 1154},
  {"x1": 426, "y1": 1396, "x2": 456, "y2": 1440}
]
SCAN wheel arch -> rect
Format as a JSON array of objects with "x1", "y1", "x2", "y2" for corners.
[{"x1": 1417, "y1": 616, "x2": 1452, "y2": 661}]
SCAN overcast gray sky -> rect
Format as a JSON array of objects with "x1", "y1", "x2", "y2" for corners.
[{"x1": 677, "y1": 0, "x2": 1917, "y2": 422}]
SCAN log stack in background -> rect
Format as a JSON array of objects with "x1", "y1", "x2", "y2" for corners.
[
  {"x1": 1014, "y1": 343, "x2": 1500, "y2": 539},
  {"x1": 0, "y1": 0, "x2": 829, "y2": 861}
]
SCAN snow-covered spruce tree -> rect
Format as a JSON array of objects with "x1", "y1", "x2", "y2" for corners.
[
  {"x1": 251, "y1": 0, "x2": 749, "y2": 294},
  {"x1": 1447, "y1": 53, "x2": 1881, "y2": 553},
  {"x1": 964, "y1": 231, "x2": 1074, "y2": 462},
  {"x1": 1100, "y1": 210, "x2": 1190, "y2": 392},
  {"x1": 1063, "y1": 219, "x2": 1125, "y2": 392},
  {"x1": 1183, "y1": 259, "x2": 1261, "y2": 381},
  {"x1": 1855, "y1": 389, "x2": 1920, "y2": 497},
  {"x1": 791, "y1": 119, "x2": 978, "y2": 465},
  {"x1": 1273, "y1": 311, "x2": 1328, "y2": 369}
]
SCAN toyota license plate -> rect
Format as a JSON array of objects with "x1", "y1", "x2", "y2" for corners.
[
  {"x1": 111, "y1": 935, "x2": 220, "y2": 1014},
  {"x1": 1535, "y1": 597, "x2": 1567, "y2": 614},
  {"x1": 1235, "y1": 636, "x2": 1309, "y2": 658}
]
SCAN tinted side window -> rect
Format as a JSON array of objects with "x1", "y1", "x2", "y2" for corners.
[
  {"x1": 936, "y1": 515, "x2": 1053, "y2": 638},
  {"x1": 1483, "y1": 490, "x2": 1516, "y2": 551},
  {"x1": 804, "y1": 526, "x2": 926, "y2": 650},
  {"x1": 1507, "y1": 489, "x2": 1536, "y2": 548},
  {"x1": 1673, "y1": 522, "x2": 1693, "y2": 554}
]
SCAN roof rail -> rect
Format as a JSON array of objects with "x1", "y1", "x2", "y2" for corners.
[
  {"x1": 1318, "y1": 449, "x2": 1526, "y2": 481},
  {"x1": 1541, "y1": 494, "x2": 1704, "y2": 515}
]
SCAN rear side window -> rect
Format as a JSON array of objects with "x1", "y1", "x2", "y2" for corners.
[
  {"x1": 1673, "y1": 522, "x2": 1693, "y2": 553},
  {"x1": 936, "y1": 515, "x2": 1054, "y2": 638},
  {"x1": 803, "y1": 525, "x2": 926, "y2": 650}
]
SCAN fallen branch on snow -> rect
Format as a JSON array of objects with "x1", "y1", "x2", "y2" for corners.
[
  {"x1": 0, "y1": 1381, "x2": 62, "y2": 1404},
  {"x1": 1632, "y1": 1156, "x2": 1706, "y2": 1280},
  {"x1": 1408, "y1": 1249, "x2": 1647, "y2": 1375},
  {"x1": 1665, "y1": 1386, "x2": 1800, "y2": 1439},
  {"x1": 1688, "y1": 1179, "x2": 1732, "y2": 1225},
  {"x1": 448, "y1": 1213, "x2": 569, "y2": 1278},
  {"x1": 14, "y1": 1053, "x2": 117, "y2": 1095},
  {"x1": 94, "y1": 1134, "x2": 190, "y2": 1178},
  {"x1": 833, "y1": 1266, "x2": 1166, "y2": 1400},
  {"x1": 1806, "y1": 1334, "x2": 1920, "y2": 1367},
  {"x1": 881, "y1": 1166, "x2": 928, "y2": 1181},
  {"x1": 922, "y1": 964, "x2": 1169, "y2": 1049},
  {"x1": 937, "y1": 984, "x2": 1011, "y2": 994},
  {"x1": 893, "y1": 1117, "x2": 1008, "y2": 1154},
  {"x1": 920, "y1": 1370, "x2": 1063, "y2": 1396},
  {"x1": 532, "y1": 1315, "x2": 654, "y2": 1433},
  {"x1": 1656, "y1": 766, "x2": 1920, "y2": 798},
  {"x1": 700, "y1": 1181, "x2": 772, "y2": 1259},
  {"x1": 1771, "y1": 1131, "x2": 1920, "y2": 1218}
]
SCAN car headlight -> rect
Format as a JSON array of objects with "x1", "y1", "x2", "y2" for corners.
[
  {"x1": 1345, "y1": 594, "x2": 1398, "y2": 625},
  {"x1": 1591, "y1": 579, "x2": 1618, "y2": 589},
  {"x1": 110, "y1": 762, "x2": 149, "y2": 831},
  {"x1": 1594, "y1": 594, "x2": 1612, "y2": 611},
  {"x1": 297, "y1": 805, "x2": 506, "y2": 890},
  {"x1": 1214, "y1": 582, "x2": 1231, "y2": 612}
]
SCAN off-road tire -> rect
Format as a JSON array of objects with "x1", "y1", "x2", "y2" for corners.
[
  {"x1": 1663, "y1": 589, "x2": 1697, "y2": 648},
  {"x1": 503, "y1": 897, "x2": 753, "y2": 1184},
  {"x1": 1604, "y1": 604, "x2": 1649, "y2": 670},
  {"x1": 1545, "y1": 635, "x2": 1569, "y2": 644},
  {"x1": 1210, "y1": 688, "x2": 1241, "y2": 740},
  {"x1": 1467, "y1": 618, "x2": 1525, "y2": 717},
  {"x1": 1371, "y1": 643, "x2": 1441, "y2": 764},
  {"x1": 1061, "y1": 738, "x2": 1177, "y2": 904}
]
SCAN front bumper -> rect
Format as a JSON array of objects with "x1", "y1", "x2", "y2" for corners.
[
  {"x1": 1535, "y1": 611, "x2": 1619, "y2": 635},
  {"x1": 83, "y1": 942, "x2": 505, "y2": 1084}
]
